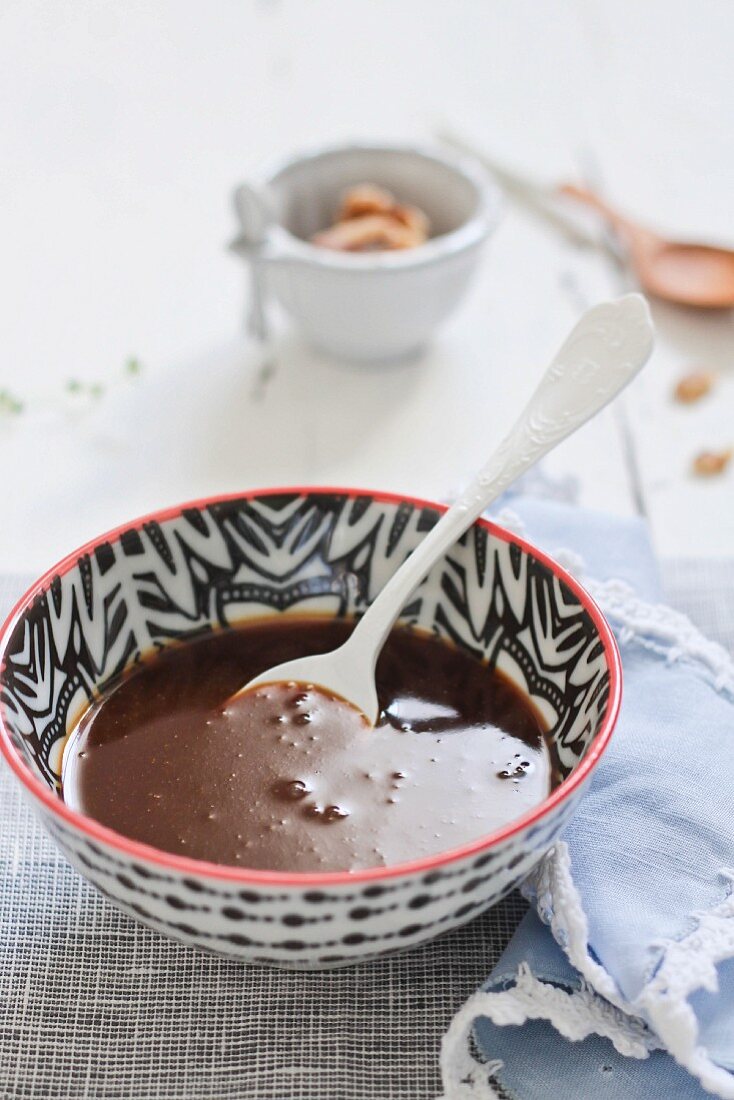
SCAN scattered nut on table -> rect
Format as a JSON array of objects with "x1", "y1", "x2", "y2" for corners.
[
  {"x1": 673, "y1": 370, "x2": 717, "y2": 403},
  {"x1": 691, "y1": 448, "x2": 733, "y2": 477},
  {"x1": 311, "y1": 183, "x2": 430, "y2": 252}
]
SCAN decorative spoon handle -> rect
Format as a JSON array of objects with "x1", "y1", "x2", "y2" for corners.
[{"x1": 350, "y1": 294, "x2": 654, "y2": 659}]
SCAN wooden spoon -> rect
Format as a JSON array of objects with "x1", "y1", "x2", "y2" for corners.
[
  {"x1": 436, "y1": 128, "x2": 734, "y2": 309},
  {"x1": 231, "y1": 294, "x2": 655, "y2": 725},
  {"x1": 561, "y1": 183, "x2": 734, "y2": 309}
]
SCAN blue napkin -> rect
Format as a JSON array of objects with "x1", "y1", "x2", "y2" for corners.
[{"x1": 441, "y1": 499, "x2": 734, "y2": 1100}]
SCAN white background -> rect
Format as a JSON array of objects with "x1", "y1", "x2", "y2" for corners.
[{"x1": 1, "y1": 0, "x2": 733, "y2": 572}]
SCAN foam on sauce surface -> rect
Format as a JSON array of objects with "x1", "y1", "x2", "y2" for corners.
[{"x1": 61, "y1": 618, "x2": 557, "y2": 872}]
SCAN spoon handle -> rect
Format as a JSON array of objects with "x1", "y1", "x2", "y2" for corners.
[
  {"x1": 436, "y1": 125, "x2": 607, "y2": 250},
  {"x1": 231, "y1": 182, "x2": 276, "y2": 342},
  {"x1": 350, "y1": 294, "x2": 654, "y2": 660},
  {"x1": 558, "y1": 182, "x2": 629, "y2": 233}
]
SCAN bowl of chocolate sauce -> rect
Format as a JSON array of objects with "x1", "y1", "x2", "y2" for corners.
[{"x1": 0, "y1": 489, "x2": 620, "y2": 968}]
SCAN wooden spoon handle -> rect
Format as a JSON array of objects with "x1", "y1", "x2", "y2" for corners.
[{"x1": 558, "y1": 182, "x2": 629, "y2": 232}]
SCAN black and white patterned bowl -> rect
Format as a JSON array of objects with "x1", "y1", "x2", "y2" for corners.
[{"x1": 0, "y1": 489, "x2": 620, "y2": 969}]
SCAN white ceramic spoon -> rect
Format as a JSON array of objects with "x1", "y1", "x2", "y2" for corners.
[{"x1": 234, "y1": 294, "x2": 654, "y2": 724}]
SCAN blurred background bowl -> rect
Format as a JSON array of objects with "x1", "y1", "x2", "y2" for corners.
[{"x1": 233, "y1": 143, "x2": 501, "y2": 362}]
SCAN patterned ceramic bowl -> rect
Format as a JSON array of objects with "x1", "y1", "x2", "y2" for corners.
[{"x1": 0, "y1": 489, "x2": 620, "y2": 969}]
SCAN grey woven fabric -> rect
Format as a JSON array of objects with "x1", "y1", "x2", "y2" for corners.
[
  {"x1": 661, "y1": 557, "x2": 734, "y2": 656},
  {"x1": 1, "y1": 564, "x2": 731, "y2": 1100}
]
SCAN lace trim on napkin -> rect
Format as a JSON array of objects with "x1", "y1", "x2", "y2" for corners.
[
  {"x1": 439, "y1": 961, "x2": 656, "y2": 1100},
  {"x1": 441, "y1": 534, "x2": 734, "y2": 1099},
  {"x1": 440, "y1": 846, "x2": 734, "y2": 1099},
  {"x1": 638, "y1": 873, "x2": 734, "y2": 1099},
  {"x1": 525, "y1": 847, "x2": 734, "y2": 1098}
]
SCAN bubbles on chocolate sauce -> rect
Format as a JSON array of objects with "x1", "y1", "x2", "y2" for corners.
[
  {"x1": 497, "y1": 758, "x2": 533, "y2": 780},
  {"x1": 272, "y1": 778, "x2": 311, "y2": 801},
  {"x1": 306, "y1": 803, "x2": 350, "y2": 823}
]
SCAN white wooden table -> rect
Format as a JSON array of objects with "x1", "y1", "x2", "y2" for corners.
[{"x1": 1, "y1": 0, "x2": 732, "y2": 575}]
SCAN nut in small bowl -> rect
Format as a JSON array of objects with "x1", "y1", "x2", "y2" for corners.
[{"x1": 311, "y1": 183, "x2": 430, "y2": 251}]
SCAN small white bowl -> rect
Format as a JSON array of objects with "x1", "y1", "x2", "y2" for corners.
[{"x1": 232, "y1": 142, "x2": 501, "y2": 362}]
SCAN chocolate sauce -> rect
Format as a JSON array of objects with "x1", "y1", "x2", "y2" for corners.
[{"x1": 61, "y1": 618, "x2": 556, "y2": 872}]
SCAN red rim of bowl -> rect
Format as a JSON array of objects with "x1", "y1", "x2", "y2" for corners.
[{"x1": 0, "y1": 486, "x2": 622, "y2": 888}]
